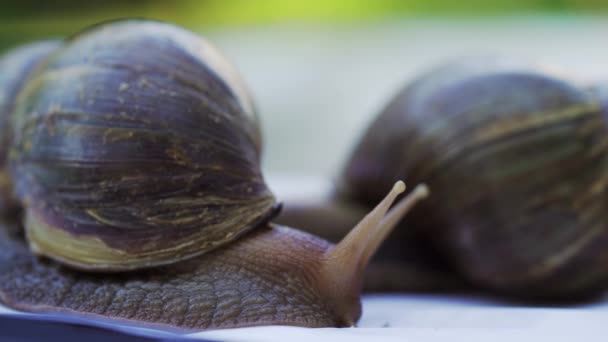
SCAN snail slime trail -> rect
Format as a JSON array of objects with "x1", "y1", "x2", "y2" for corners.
[
  {"x1": 0, "y1": 182, "x2": 428, "y2": 330},
  {"x1": 0, "y1": 20, "x2": 431, "y2": 330}
]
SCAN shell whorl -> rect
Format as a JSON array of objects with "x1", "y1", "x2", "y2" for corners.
[{"x1": 9, "y1": 21, "x2": 276, "y2": 271}]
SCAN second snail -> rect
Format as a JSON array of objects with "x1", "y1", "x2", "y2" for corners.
[
  {"x1": 0, "y1": 20, "x2": 429, "y2": 330},
  {"x1": 279, "y1": 57, "x2": 608, "y2": 300}
]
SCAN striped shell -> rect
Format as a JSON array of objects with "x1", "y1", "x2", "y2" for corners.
[
  {"x1": 8, "y1": 21, "x2": 276, "y2": 271},
  {"x1": 341, "y1": 57, "x2": 608, "y2": 298},
  {"x1": 0, "y1": 40, "x2": 61, "y2": 215}
]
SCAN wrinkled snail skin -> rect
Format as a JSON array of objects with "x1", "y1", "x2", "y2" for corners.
[
  {"x1": 340, "y1": 58, "x2": 608, "y2": 299},
  {"x1": 0, "y1": 40, "x2": 62, "y2": 218},
  {"x1": 0, "y1": 222, "x2": 345, "y2": 331},
  {"x1": 0, "y1": 20, "x2": 431, "y2": 330}
]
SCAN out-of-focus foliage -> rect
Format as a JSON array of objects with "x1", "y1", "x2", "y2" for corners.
[{"x1": 1, "y1": 0, "x2": 608, "y2": 49}]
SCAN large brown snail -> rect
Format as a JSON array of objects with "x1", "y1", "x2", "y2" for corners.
[
  {"x1": 0, "y1": 20, "x2": 429, "y2": 330},
  {"x1": 279, "y1": 57, "x2": 608, "y2": 300}
]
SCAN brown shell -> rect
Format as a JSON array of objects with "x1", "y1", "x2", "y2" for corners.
[
  {"x1": 0, "y1": 40, "x2": 61, "y2": 216},
  {"x1": 341, "y1": 57, "x2": 608, "y2": 299},
  {"x1": 9, "y1": 20, "x2": 276, "y2": 271}
]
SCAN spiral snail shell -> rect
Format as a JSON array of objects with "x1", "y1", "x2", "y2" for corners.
[
  {"x1": 338, "y1": 57, "x2": 608, "y2": 299},
  {"x1": 8, "y1": 20, "x2": 277, "y2": 271}
]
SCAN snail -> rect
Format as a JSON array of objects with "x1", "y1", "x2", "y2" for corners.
[
  {"x1": 0, "y1": 20, "x2": 429, "y2": 330},
  {"x1": 278, "y1": 57, "x2": 608, "y2": 300}
]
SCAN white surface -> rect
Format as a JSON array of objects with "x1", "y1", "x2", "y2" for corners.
[
  {"x1": 197, "y1": 294, "x2": 608, "y2": 342},
  {"x1": 2, "y1": 294, "x2": 608, "y2": 341}
]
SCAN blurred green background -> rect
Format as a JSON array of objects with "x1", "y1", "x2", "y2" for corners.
[
  {"x1": 2, "y1": 0, "x2": 608, "y2": 183},
  {"x1": 2, "y1": 0, "x2": 608, "y2": 49}
]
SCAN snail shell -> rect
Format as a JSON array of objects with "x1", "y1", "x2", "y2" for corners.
[
  {"x1": 0, "y1": 40, "x2": 61, "y2": 217},
  {"x1": 8, "y1": 20, "x2": 275, "y2": 271},
  {"x1": 341, "y1": 57, "x2": 608, "y2": 299}
]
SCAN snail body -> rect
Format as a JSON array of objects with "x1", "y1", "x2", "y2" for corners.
[
  {"x1": 339, "y1": 57, "x2": 608, "y2": 299},
  {"x1": 0, "y1": 221, "x2": 384, "y2": 330},
  {"x1": 0, "y1": 20, "x2": 428, "y2": 330}
]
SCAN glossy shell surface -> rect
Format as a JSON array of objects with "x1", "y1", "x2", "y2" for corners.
[{"x1": 9, "y1": 21, "x2": 276, "y2": 271}]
